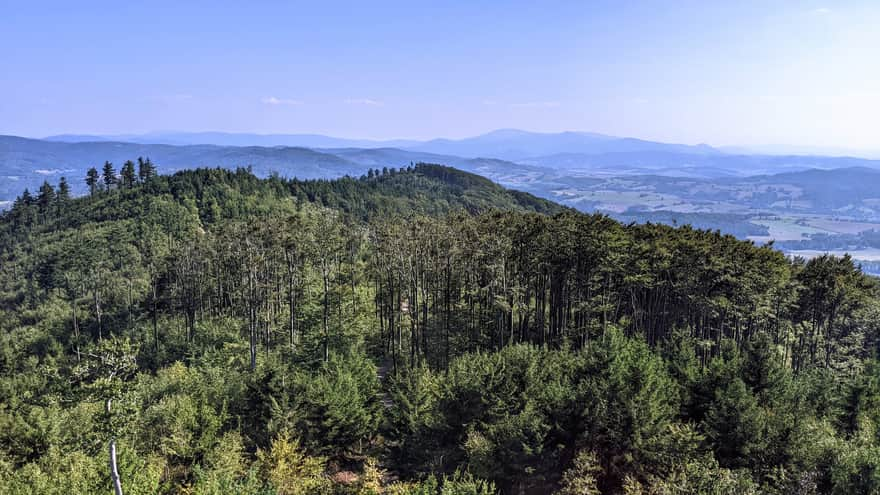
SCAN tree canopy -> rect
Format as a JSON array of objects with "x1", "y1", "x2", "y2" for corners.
[{"x1": 0, "y1": 162, "x2": 878, "y2": 494}]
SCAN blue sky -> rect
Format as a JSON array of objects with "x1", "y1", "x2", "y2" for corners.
[{"x1": 1, "y1": 1, "x2": 878, "y2": 149}]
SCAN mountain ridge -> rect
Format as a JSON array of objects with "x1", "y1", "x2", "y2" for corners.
[
  {"x1": 43, "y1": 129, "x2": 721, "y2": 158},
  {"x1": 6, "y1": 133, "x2": 880, "y2": 209}
]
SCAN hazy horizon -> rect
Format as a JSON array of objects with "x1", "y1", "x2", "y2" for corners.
[{"x1": 13, "y1": 129, "x2": 878, "y2": 159}]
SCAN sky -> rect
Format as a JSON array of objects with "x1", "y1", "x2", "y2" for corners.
[{"x1": 1, "y1": 0, "x2": 879, "y2": 150}]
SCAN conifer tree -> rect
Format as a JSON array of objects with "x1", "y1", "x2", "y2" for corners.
[
  {"x1": 102, "y1": 161, "x2": 117, "y2": 191},
  {"x1": 120, "y1": 160, "x2": 136, "y2": 188},
  {"x1": 86, "y1": 167, "x2": 100, "y2": 196},
  {"x1": 19, "y1": 188, "x2": 33, "y2": 207},
  {"x1": 137, "y1": 156, "x2": 156, "y2": 182},
  {"x1": 57, "y1": 176, "x2": 71, "y2": 202},
  {"x1": 37, "y1": 180, "x2": 55, "y2": 217}
]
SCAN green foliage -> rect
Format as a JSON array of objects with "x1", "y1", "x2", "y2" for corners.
[
  {"x1": 291, "y1": 351, "x2": 382, "y2": 454},
  {"x1": 702, "y1": 378, "x2": 767, "y2": 469},
  {"x1": 637, "y1": 456, "x2": 759, "y2": 495},
  {"x1": 385, "y1": 472, "x2": 496, "y2": 495},
  {"x1": 256, "y1": 433, "x2": 332, "y2": 495},
  {"x1": 557, "y1": 451, "x2": 602, "y2": 495},
  {"x1": 0, "y1": 448, "x2": 104, "y2": 495},
  {"x1": 578, "y1": 330, "x2": 686, "y2": 484},
  {"x1": 439, "y1": 471, "x2": 497, "y2": 495},
  {"x1": 0, "y1": 164, "x2": 879, "y2": 494}
]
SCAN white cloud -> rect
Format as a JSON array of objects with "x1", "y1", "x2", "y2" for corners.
[
  {"x1": 262, "y1": 96, "x2": 304, "y2": 106},
  {"x1": 811, "y1": 7, "x2": 831, "y2": 15},
  {"x1": 510, "y1": 101, "x2": 561, "y2": 108},
  {"x1": 151, "y1": 94, "x2": 194, "y2": 103},
  {"x1": 35, "y1": 169, "x2": 64, "y2": 175},
  {"x1": 345, "y1": 98, "x2": 383, "y2": 106}
]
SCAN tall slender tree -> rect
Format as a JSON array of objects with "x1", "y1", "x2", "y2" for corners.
[
  {"x1": 102, "y1": 161, "x2": 117, "y2": 191},
  {"x1": 137, "y1": 156, "x2": 156, "y2": 182},
  {"x1": 57, "y1": 176, "x2": 71, "y2": 202},
  {"x1": 120, "y1": 160, "x2": 136, "y2": 189},
  {"x1": 36, "y1": 180, "x2": 55, "y2": 220},
  {"x1": 86, "y1": 167, "x2": 100, "y2": 196}
]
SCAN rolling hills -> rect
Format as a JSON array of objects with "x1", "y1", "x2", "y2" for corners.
[{"x1": 6, "y1": 131, "x2": 880, "y2": 262}]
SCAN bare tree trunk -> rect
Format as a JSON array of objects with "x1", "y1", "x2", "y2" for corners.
[
  {"x1": 94, "y1": 288, "x2": 103, "y2": 341},
  {"x1": 127, "y1": 278, "x2": 133, "y2": 328},
  {"x1": 249, "y1": 306, "x2": 257, "y2": 372},
  {"x1": 106, "y1": 398, "x2": 123, "y2": 495},
  {"x1": 323, "y1": 266, "x2": 330, "y2": 362},
  {"x1": 71, "y1": 286, "x2": 81, "y2": 363},
  {"x1": 152, "y1": 280, "x2": 159, "y2": 354},
  {"x1": 287, "y1": 258, "x2": 297, "y2": 352}
]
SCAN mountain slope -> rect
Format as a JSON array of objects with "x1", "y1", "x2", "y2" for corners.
[
  {"x1": 284, "y1": 163, "x2": 565, "y2": 220},
  {"x1": 7, "y1": 133, "x2": 880, "y2": 216},
  {"x1": 1, "y1": 163, "x2": 564, "y2": 237},
  {"x1": 0, "y1": 135, "x2": 364, "y2": 200},
  {"x1": 410, "y1": 129, "x2": 721, "y2": 160},
  {"x1": 0, "y1": 136, "x2": 548, "y2": 203},
  {"x1": 0, "y1": 135, "x2": 360, "y2": 178},
  {"x1": 519, "y1": 151, "x2": 880, "y2": 177}
]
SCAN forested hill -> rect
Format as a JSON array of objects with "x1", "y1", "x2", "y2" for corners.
[
  {"x1": 0, "y1": 162, "x2": 562, "y2": 239},
  {"x1": 283, "y1": 163, "x2": 564, "y2": 219},
  {"x1": 1, "y1": 159, "x2": 880, "y2": 494}
]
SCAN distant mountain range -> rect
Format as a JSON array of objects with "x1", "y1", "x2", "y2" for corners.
[
  {"x1": 2, "y1": 130, "x2": 879, "y2": 213},
  {"x1": 45, "y1": 132, "x2": 422, "y2": 149},
  {"x1": 45, "y1": 129, "x2": 720, "y2": 161},
  {"x1": 48, "y1": 130, "x2": 880, "y2": 160},
  {"x1": 0, "y1": 135, "x2": 542, "y2": 202}
]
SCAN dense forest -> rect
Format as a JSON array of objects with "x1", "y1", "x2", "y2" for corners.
[{"x1": 1, "y1": 160, "x2": 879, "y2": 494}]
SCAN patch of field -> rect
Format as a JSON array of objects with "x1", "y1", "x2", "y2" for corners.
[
  {"x1": 554, "y1": 189, "x2": 681, "y2": 213},
  {"x1": 748, "y1": 217, "x2": 832, "y2": 241},
  {"x1": 553, "y1": 187, "x2": 754, "y2": 215},
  {"x1": 804, "y1": 218, "x2": 880, "y2": 234}
]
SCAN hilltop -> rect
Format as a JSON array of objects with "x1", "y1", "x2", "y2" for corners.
[{"x1": 1, "y1": 162, "x2": 563, "y2": 239}]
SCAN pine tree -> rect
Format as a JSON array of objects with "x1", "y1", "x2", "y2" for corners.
[
  {"x1": 14, "y1": 188, "x2": 37, "y2": 226},
  {"x1": 102, "y1": 161, "x2": 117, "y2": 191},
  {"x1": 137, "y1": 157, "x2": 156, "y2": 182},
  {"x1": 57, "y1": 177, "x2": 71, "y2": 202},
  {"x1": 86, "y1": 167, "x2": 100, "y2": 196},
  {"x1": 702, "y1": 378, "x2": 767, "y2": 469},
  {"x1": 19, "y1": 188, "x2": 33, "y2": 206},
  {"x1": 558, "y1": 451, "x2": 602, "y2": 495},
  {"x1": 36, "y1": 181, "x2": 55, "y2": 219},
  {"x1": 120, "y1": 160, "x2": 136, "y2": 188},
  {"x1": 37, "y1": 181, "x2": 55, "y2": 220}
]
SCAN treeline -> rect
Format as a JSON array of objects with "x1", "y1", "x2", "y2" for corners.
[
  {"x1": 777, "y1": 229, "x2": 880, "y2": 251},
  {"x1": 612, "y1": 211, "x2": 771, "y2": 239},
  {"x1": 0, "y1": 164, "x2": 878, "y2": 494}
]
